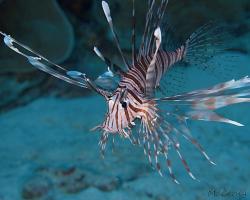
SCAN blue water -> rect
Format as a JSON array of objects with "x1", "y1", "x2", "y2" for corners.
[{"x1": 0, "y1": 0, "x2": 250, "y2": 200}]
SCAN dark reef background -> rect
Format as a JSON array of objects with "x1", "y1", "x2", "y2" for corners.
[{"x1": 0, "y1": 0, "x2": 250, "y2": 200}]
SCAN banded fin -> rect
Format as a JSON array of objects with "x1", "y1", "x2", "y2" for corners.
[
  {"x1": 188, "y1": 111, "x2": 244, "y2": 126},
  {"x1": 131, "y1": 0, "x2": 136, "y2": 66},
  {"x1": 146, "y1": 27, "x2": 162, "y2": 97},
  {"x1": 160, "y1": 112, "x2": 216, "y2": 177},
  {"x1": 143, "y1": 76, "x2": 250, "y2": 182},
  {"x1": 93, "y1": 46, "x2": 123, "y2": 74},
  {"x1": 158, "y1": 76, "x2": 250, "y2": 126},
  {"x1": 0, "y1": 32, "x2": 107, "y2": 96},
  {"x1": 102, "y1": 1, "x2": 130, "y2": 70},
  {"x1": 136, "y1": 113, "x2": 201, "y2": 183},
  {"x1": 140, "y1": 0, "x2": 169, "y2": 57}
]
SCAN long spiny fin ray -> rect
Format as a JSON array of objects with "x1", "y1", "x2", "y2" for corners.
[
  {"x1": 165, "y1": 126, "x2": 197, "y2": 180},
  {"x1": 148, "y1": 119, "x2": 182, "y2": 182},
  {"x1": 157, "y1": 77, "x2": 250, "y2": 127},
  {"x1": 155, "y1": 117, "x2": 198, "y2": 181},
  {"x1": 162, "y1": 112, "x2": 216, "y2": 165},
  {"x1": 0, "y1": 32, "x2": 111, "y2": 97},
  {"x1": 145, "y1": 123, "x2": 154, "y2": 168},
  {"x1": 175, "y1": 145, "x2": 198, "y2": 181},
  {"x1": 181, "y1": 127, "x2": 216, "y2": 165},
  {"x1": 102, "y1": 1, "x2": 130, "y2": 70},
  {"x1": 139, "y1": 0, "x2": 169, "y2": 56},
  {"x1": 140, "y1": 111, "x2": 204, "y2": 182},
  {"x1": 94, "y1": 46, "x2": 106, "y2": 62},
  {"x1": 0, "y1": 31, "x2": 67, "y2": 72},
  {"x1": 160, "y1": 117, "x2": 199, "y2": 180},
  {"x1": 188, "y1": 111, "x2": 244, "y2": 127},
  {"x1": 131, "y1": 0, "x2": 136, "y2": 65},
  {"x1": 158, "y1": 77, "x2": 250, "y2": 102},
  {"x1": 146, "y1": 27, "x2": 162, "y2": 97},
  {"x1": 164, "y1": 152, "x2": 180, "y2": 184},
  {"x1": 144, "y1": 0, "x2": 157, "y2": 55},
  {"x1": 160, "y1": 109, "x2": 216, "y2": 165},
  {"x1": 149, "y1": 128, "x2": 163, "y2": 176},
  {"x1": 0, "y1": 32, "x2": 92, "y2": 89},
  {"x1": 146, "y1": 0, "x2": 168, "y2": 55},
  {"x1": 93, "y1": 46, "x2": 124, "y2": 74},
  {"x1": 140, "y1": 0, "x2": 155, "y2": 57},
  {"x1": 99, "y1": 132, "x2": 109, "y2": 158}
]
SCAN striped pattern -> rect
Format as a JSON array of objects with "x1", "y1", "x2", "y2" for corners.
[
  {"x1": 100, "y1": 43, "x2": 187, "y2": 181},
  {"x1": 102, "y1": 86, "x2": 157, "y2": 134},
  {"x1": 126, "y1": 47, "x2": 186, "y2": 93},
  {"x1": 131, "y1": 0, "x2": 136, "y2": 66},
  {"x1": 102, "y1": 47, "x2": 184, "y2": 133},
  {"x1": 140, "y1": 0, "x2": 169, "y2": 57}
]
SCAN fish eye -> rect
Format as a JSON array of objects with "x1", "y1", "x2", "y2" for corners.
[{"x1": 121, "y1": 101, "x2": 127, "y2": 109}]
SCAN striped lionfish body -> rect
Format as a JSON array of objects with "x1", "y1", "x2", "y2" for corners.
[
  {"x1": 102, "y1": 48, "x2": 185, "y2": 133},
  {"x1": 1, "y1": 0, "x2": 250, "y2": 183}
]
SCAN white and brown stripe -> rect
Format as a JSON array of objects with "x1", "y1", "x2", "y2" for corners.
[{"x1": 102, "y1": 44, "x2": 186, "y2": 136}]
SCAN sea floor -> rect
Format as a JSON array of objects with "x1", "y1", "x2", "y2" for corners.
[{"x1": 0, "y1": 53, "x2": 250, "y2": 200}]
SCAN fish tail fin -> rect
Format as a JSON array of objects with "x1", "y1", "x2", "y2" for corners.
[{"x1": 183, "y1": 21, "x2": 229, "y2": 69}]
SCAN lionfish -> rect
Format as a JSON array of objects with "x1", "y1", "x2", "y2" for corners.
[{"x1": 1, "y1": 0, "x2": 250, "y2": 183}]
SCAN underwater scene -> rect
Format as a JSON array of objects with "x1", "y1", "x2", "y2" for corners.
[{"x1": 0, "y1": 0, "x2": 250, "y2": 199}]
